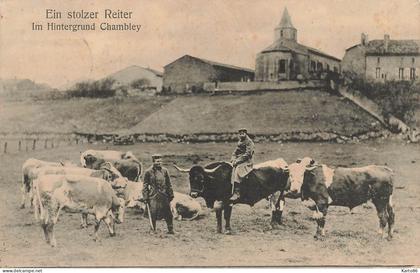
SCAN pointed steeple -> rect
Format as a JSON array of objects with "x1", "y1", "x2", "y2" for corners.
[
  {"x1": 275, "y1": 7, "x2": 297, "y2": 42},
  {"x1": 278, "y1": 7, "x2": 294, "y2": 28}
]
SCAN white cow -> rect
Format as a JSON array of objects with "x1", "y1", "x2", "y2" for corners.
[
  {"x1": 35, "y1": 174, "x2": 125, "y2": 247},
  {"x1": 32, "y1": 163, "x2": 128, "y2": 221},
  {"x1": 21, "y1": 158, "x2": 75, "y2": 209}
]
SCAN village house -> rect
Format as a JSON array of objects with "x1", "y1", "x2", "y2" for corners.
[
  {"x1": 255, "y1": 8, "x2": 341, "y2": 82},
  {"x1": 342, "y1": 33, "x2": 419, "y2": 82},
  {"x1": 162, "y1": 55, "x2": 254, "y2": 93},
  {"x1": 108, "y1": 65, "x2": 163, "y2": 93}
]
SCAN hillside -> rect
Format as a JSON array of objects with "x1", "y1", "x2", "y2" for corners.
[
  {"x1": 129, "y1": 90, "x2": 382, "y2": 136},
  {"x1": 0, "y1": 96, "x2": 173, "y2": 134}
]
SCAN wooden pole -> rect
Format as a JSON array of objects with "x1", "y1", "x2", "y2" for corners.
[
  {"x1": 32, "y1": 139, "x2": 36, "y2": 150},
  {"x1": 18, "y1": 140, "x2": 22, "y2": 151},
  {"x1": 4, "y1": 142, "x2": 7, "y2": 154}
]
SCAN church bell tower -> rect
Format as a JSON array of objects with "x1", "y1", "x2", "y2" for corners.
[{"x1": 274, "y1": 7, "x2": 297, "y2": 42}]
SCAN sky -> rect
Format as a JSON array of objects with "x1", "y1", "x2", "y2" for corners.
[{"x1": 0, "y1": 0, "x2": 419, "y2": 88}]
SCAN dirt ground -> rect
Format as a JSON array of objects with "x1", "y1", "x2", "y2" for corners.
[{"x1": 0, "y1": 140, "x2": 419, "y2": 267}]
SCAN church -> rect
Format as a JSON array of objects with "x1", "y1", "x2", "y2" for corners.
[{"x1": 255, "y1": 8, "x2": 341, "y2": 82}]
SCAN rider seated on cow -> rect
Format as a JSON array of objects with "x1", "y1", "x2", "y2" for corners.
[
  {"x1": 142, "y1": 154, "x2": 175, "y2": 234},
  {"x1": 230, "y1": 128, "x2": 255, "y2": 203}
]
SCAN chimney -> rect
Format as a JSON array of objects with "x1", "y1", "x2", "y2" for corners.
[
  {"x1": 361, "y1": 33, "x2": 369, "y2": 46},
  {"x1": 384, "y1": 34, "x2": 390, "y2": 52}
]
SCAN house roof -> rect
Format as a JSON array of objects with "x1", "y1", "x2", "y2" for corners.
[
  {"x1": 346, "y1": 39, "x2": 420, "y2": 55},
  {"x1": 165, "y1": 55, "x2": 254, "y2": 73},
  {"x1": 144, "y1": 67, "x2": 163, "y2": 77},
  {"x1": 261, "y1": 39, "x2": 341, "y2": 61},
  {"x1": 365, "y1": 39, "x2": 420, "y2": 55}
]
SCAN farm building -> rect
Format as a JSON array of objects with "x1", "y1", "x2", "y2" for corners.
[
  {"x1": 255, "y1": 8, "x2": 341, "y2": 82},
  {"x1": 107, "y1": 65, "x2": 163, "y2": 93},
  {"x1": 342, "y1": 33, "x2": 419, "y2": 82},
  {"x1": 162, "y1": 55, "x2": 254, "y2": 93}
]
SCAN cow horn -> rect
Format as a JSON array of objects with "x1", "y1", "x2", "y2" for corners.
[
  {"x1": 204, "y1": 165, "x2": 221, "y2": 174},
  {"x1": 305, "y1": 165, "x2": 317, "y2": 171},
  {"x1": 173, "y1": 164, "x2": 191, "y2": 173}
]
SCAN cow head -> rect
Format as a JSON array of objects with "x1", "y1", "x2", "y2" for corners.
[
  {"x1": 111, "y1": 197, "x2": 126, "y2": 224},
  {"x1": 173, "y1": 164, "x2": 221, "y2": 198},
  {"x1": 301, "y1": 164, "x2": 330, "y2": 206},
  {"x1": 286, "y1": 157, "x2": 315, "y2": 198},
  {"x1": 100, "y1": 162, "x2": 128, "y2": 189}
]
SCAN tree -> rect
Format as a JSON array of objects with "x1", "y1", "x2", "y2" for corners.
[{"x1": 131, "y1": 78, "x2": 151, "y2": 90}]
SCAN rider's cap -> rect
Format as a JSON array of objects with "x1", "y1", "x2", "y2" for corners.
[{"x1": 152, "y1": 154, "x2": 163, "y2": 160}]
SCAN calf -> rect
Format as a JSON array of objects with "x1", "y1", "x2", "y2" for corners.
[
  {"x1": 34, "y1": 174, "x2": 125, "y2": 247},
  {"x1": 301, "y1": 162, "x2": 395, "y2": 239}
]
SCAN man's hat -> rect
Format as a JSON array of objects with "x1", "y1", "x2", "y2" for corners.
[
  {"x1": 238, "y1": 128, "x2": 248, "y2": 133},
  {"x1": 152, "y1": 154, "x2": 163, "y2": 160}
]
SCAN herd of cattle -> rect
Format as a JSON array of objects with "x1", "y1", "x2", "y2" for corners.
[{"x1": 19, "y1": 149, "x2": 396, "y2": 247}]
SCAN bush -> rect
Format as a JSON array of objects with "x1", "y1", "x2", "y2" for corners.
[
  {"x1": 344, "y1": 72, "x2": 420, "y2": 125},
  {"x1": 67, "y1": 78, "x2": 116, "y2": 98},
  {"x1": 131, "y1": 78, "x2": 151, "y2": 90}
]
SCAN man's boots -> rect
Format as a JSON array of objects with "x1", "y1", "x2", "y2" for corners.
[{"x1": 229, "y1": 182, "x2": 241, "y2": 203}]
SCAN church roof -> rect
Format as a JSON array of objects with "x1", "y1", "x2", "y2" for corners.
[
  {"x1": 261, "y1": 39, "x2": 341, "y2": 61},
  {"x1": 277, "y1": 7, "x2": 295, "y2": 29}
]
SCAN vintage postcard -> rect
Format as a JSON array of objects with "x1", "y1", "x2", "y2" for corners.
[{"x1": 0, "y1": 0, "x2": 419, "y2": 270}]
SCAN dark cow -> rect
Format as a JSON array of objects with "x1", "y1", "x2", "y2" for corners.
[
  {"x1": 299, "y1": 161, "x2": 395, "y2": 239},
  {"x1": 83, "y1": 153, "x2": 142, "y2": 182},
  {"x1": 174, "y1": 160, "x2": 289, "y2": 234}
]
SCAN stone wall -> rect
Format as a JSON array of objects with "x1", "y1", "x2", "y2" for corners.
[{"x1": 204, "y1": 80, "x2": 326, "y2": 93}]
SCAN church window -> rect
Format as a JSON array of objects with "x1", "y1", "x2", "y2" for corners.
[
  {"x1": 311, "y1": 61, "x2": 316, "y2": 72},
  {"x1": 413, "y1": 58, "x2": 416, "y2": 64},
  {"x1": 410, "y1": 68, "x2": 416, "y2": 80},
  {"x1": 281, "y1": 30, "x2": 283, "y2": 37},
  {"x1": 376, "y1": 67, "x2": 381, "y2": 79},
  {"x1": 399, "y1": 68, "x2": 404, "y2": 80},
  {"x1": 317, "y1": 62, "x2": 322, "y2": 71},
  {"x1": 279, "y1": 59, "x2": 286, "y2": 73},
  {"x1": 377, "y1": 57, "x2": 380, "y2": 64}
]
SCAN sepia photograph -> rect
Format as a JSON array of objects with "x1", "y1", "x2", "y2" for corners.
[{"x1": 0, "y1": 0, "x2": 419, "y2": 270}]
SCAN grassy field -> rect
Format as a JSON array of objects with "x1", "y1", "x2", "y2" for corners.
[
  {"x1": 1, "y1": 140, "x2": 419, "y2": 267},
  {"x1": 1, "y1": 90, "x2": 384, "y2": 136},
  {"x1": 130, "y1": 90, "x2": 382, "y2": 135},
  {"x1": 0, "y1": 96, "x2": 173, "y2": 134}
]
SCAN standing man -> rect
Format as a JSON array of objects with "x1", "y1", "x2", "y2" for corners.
[
  {"x1": 230, "y1": 128, "x2": 255, "y2": 203},
  {"x1": 142, "y1": 154, "x2": 175, "y2": 234}
]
